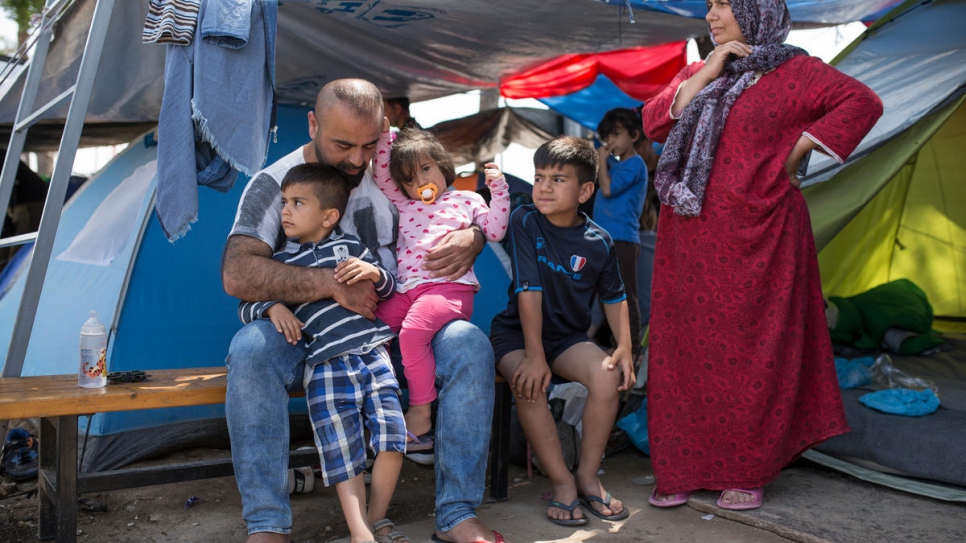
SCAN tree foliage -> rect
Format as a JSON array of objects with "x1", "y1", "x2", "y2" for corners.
[{"x1": 0, "y1": 0, "x2": 45, "y2": 45}]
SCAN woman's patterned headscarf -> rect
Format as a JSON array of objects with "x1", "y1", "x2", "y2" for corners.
[{"x1": 652, "y1": 0, "x2": 807, "y2": 216}]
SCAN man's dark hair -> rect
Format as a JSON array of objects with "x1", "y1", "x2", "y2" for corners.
[
  {"x1": 318, "y1": 79, "x2": 385, "y2": 121},
  {"x1": 597, "y1": 107, "x2": 643, "y2": 143},
  {"x1": 389, "y1": 128, "x2": 456, "y2": 190},
  {"x1": 533, "y1": 136, "x2": 598, "y2": 184},
  {"x1": 280, "y1": 163, "x2": 350, "y2": 218}
]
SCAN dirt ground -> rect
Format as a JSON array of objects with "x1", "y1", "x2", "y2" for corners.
[
  {"x1": 0, "y1": 442, "x2": 441, "y2": 543},
  {"x1": 0, "y1": 442, "x2": 794, "y2": 543},
  {"x1": 2, "y1": 442, "x2": 962, "y2": 543}
]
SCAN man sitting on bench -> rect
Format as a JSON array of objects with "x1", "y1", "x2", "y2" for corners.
[{"x1": 221, "y1": 79, "x2": 506, "y2": 543}]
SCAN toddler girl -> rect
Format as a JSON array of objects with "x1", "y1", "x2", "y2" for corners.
[{"x1": 374, "y1": 123, "x2": 510, "y2": 441}]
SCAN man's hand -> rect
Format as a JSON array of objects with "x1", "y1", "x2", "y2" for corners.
[
  {"x1": 265, "y1": 304, "x2": 304, "y2": 345},
  {"x1": 512, "y1": 354, "x2": 552, "y2": 403},
  {"x1": 334, "y1": 257, "x2": 381, "y2": 285},
  {"x1": 423, "y1": 227, "x2": 484, "y2": 280},
  {"x1": 330, "y1": 271, "x2": 379, "y2": 320}
]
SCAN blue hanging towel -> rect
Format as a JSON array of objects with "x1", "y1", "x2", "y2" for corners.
[{"x1": 859, "y1": 388, "x2": 940, "y2": 417}]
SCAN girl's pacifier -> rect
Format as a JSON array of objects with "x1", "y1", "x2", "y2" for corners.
[{"x1": 417, "y1": 183, "x2": 438, "y2": 204}]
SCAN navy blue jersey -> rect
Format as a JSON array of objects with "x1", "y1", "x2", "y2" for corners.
[{"x1": 492, "y1": 205, "x2": 625, "y2": 340}]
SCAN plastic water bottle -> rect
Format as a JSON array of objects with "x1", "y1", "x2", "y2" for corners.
[{"x1": 78, "y1": 310, "x2": 107, "y2": 388}]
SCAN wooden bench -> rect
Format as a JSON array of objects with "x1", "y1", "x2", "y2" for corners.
[{"x1": 0, "y1": 368, "x2": 512, "y2": 543}]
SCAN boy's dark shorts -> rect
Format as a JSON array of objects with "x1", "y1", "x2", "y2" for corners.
[{"x1": 490, "y1": 320, "x2": 591, "y2": 368}]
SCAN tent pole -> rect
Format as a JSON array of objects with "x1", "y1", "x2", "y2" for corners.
[{"x1": 2, "y1": 0, "x2": 117, "y2": 378}]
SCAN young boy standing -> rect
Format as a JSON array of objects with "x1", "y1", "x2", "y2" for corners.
[
  {"x1": 595, "y1": 107, "x2": 648, "y2": 362},
  {"x1": 489, "y1": 137, "x2": 636, "y2": 527},
  {"x1": 238, "y1": 163, "x2": 408, "y2": 543}
]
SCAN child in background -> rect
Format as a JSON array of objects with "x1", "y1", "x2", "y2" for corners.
[
  {"x1": 595, "y1": 107, "x2": 648, "y2": 362},
  {"x1": 237, "y1": 163, "x2": 407, "y2": 543},
  {"x1": 490, "y1": 136, "x2": 635, "y2": 526},
  {"x1": 373, "y1": 123, "x2": 510, "y2": 443}
]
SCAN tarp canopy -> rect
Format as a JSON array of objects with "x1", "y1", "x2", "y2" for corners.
[
  {"x1": 0, "y1": 0, "x2": 710, "y2": 149},
  {"x1": 500, "y1": 42, "x2": 687, "y2": 129},
  {"x1": 538, "y1": 74, "x2": 644, "y2": 131},
  {"x1": 601, "y1": 0, "x2": 904, "y2": 24}
]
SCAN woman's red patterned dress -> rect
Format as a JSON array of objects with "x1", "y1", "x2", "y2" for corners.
[{"x1": 642, "y1": 55, "x2": 882, "y2": 494}]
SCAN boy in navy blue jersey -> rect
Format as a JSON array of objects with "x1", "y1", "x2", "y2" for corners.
[
  {"x1": 490, "y1": 136, "x2": 635, "y2": 527},
  {"x1": 237, "y1": 163, "x2": 407, "y2": 543}
]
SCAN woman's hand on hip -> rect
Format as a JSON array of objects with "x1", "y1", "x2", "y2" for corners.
[{"x1": 785, "y1": 135, "x2": 819, "y2": 190}]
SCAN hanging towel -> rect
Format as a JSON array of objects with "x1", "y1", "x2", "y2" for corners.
[
  {"x1": 155, "y1": 0, "x2": 277, "y2": 242},
  {"x1": 143, "y1": 0, "x2": 201, "y2": 46}
]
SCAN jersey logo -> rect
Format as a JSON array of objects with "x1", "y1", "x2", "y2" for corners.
[
  {"x1": 334, "y1": 245, "x2": 350, "y2": 262},
  {"x1": 535, "y1": 236, "x2": 545, "y2": 250},
  {"x1": 571, "y1": 255, "x2": 587, "y2": 272}
]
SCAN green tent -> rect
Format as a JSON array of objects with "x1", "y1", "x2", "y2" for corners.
[
  {"x1": 797, "y1": 0, "x2": 966, "y2": 498},
  {"x1": 802, "y1": 0, "x2": 966, "y2": 329}
]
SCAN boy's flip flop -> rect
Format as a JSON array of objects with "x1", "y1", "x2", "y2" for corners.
[
  {"x1": 579, "y1": 492, "x2": 629, "y2": 521},
  {"x1": 547, "y1": 498, "x2": 588, "y2": 526},
  {"x1": 648, "y1": 488, "x2": 691, "y2": 508},
  {"x1": 716, "y1": 487, "x2": 764, "y2": 510}
]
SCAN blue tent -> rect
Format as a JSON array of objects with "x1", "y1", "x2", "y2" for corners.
[{"x1": 0, "y1": 104, "x2": 511, "y2": 470}]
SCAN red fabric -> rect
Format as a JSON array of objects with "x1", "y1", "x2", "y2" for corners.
[
  {"x1": 499, "y1": 42, "x2": 687, "y2": 100},
  {"x1": 642, "y1": 57, "x2": 883, "y2": 495}
]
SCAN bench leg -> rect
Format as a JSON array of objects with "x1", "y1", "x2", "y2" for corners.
[
  {"x1": 488, "y1": 380, "x2": 511, "y2": 502},
  {"x1": 38, "y1": 415, "x2": 78, "y2": 542}
]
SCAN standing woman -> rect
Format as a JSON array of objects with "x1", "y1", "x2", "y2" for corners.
[{"x1": 642, "y1": 0, "x2": 882, "y2": 510}]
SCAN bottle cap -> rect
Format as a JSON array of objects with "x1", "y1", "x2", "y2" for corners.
[{"x1": 81, "y1": 310, "x2": 106, "y2": 335}]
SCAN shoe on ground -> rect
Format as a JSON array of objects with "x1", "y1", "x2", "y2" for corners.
[
  {"x1": 716, "y1": 487, "x2": 764, "y2": 510},
  {"x1": 404, "y1": 432, "x2": 434, "y2": 465},
  {"x1": 288, "y1": 466, "x2": 315, "y2": 494},
  {"x1": 1, "y1": 428, "x2": 38, "y2": 482}
]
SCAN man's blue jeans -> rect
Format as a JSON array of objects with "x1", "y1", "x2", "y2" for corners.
[{"x1": 226, "y1": 318, "x2": 494, "y2": 535}]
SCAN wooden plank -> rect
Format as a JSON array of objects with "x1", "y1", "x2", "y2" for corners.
[{"x1": 0, "y1": 367, "x2": 230, "y2": 419}]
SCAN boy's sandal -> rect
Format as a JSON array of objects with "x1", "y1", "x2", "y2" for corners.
[
  {"x1": 579, "y1": 492, "x2": 629, "y2": 521},
  {"x1": 547, "y1": 498, "x2": 588, "y2": 526},
  {"x1": 372, "y1": 518, "x2": 411, "y2": 543}
]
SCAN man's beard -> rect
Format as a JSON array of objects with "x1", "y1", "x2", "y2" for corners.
[{"x1": 314, "y1": 145, "x2": 365, "y2": 189}]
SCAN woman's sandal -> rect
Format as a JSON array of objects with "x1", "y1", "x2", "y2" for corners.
[
  {"x1": 648, "y1": 488, "x2": 691, "y2": 508},
  {"x1": 372, "y1": 518, "x2": 411, "y2": 543}
]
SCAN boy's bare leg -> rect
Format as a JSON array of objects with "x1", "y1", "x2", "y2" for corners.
[
  {"x1": 404, "y1": 404, "x2": 433, "y2": 438},
  {"x1": 368, "y1": 451, "x2": 403, "y2": 537},
  {"x1": 552, "y1": 342, "x2": 625, "y2": 518},
  {"x1": 335, "y1": 475, "x2": 375, "y2": 543},
  {"x1": 497, "y1": 350, "x2": 586, "y2": 524}
]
